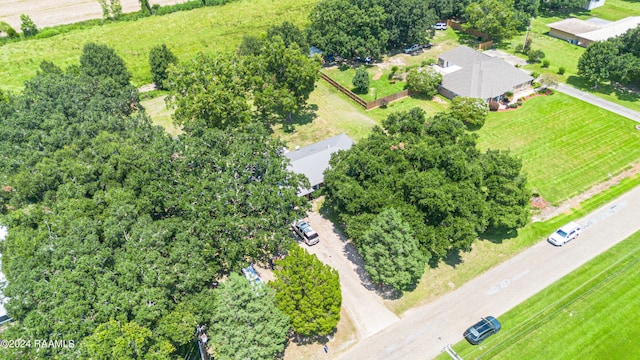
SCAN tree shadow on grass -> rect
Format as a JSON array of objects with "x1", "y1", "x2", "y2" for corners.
[
  {"x1": 566, "y1": 75, "x2": 640, "y2": 102},
  {"x1": 283, "y1": 104, "x2": 319, "y2": 133},
  {"x1": 480, "y1": 227, "x2": 519, "y2": 245},
  {"x1": 538, "y1": 6, "x2": 590, "y2": 19},
  {"x1": 318, "y1": 201, "x2": 403, "y2": 300},
  {"x1": 289, "y1": 327, "x2": 338, "y2": 346}
]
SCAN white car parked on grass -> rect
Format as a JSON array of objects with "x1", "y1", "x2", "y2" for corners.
[{"x1": 547, "y1": 221, "x2": 582, "y2": 246}]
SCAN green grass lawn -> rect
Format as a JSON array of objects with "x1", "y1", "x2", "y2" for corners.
[
  {"x1": 322, "y1": 66, "x2": 408, "y2": 101},
  {"x1": 496, "y1": 0, "x2": 640, "y2": 112},
  {"x1": 439, "y1": 229, "x2": 640, "y2": 360},
  {"x1": 0, "y1": 0, "x2": 318, "y2": 92},
  {"x1": 475, "y1": 92, "x2": 640, "y2": 204},
  {"x1": 140, "y1": 95, "x2": 182, "y2": 137}
]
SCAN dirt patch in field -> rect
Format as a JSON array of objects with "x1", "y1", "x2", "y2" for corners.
[
  {"x1": 533, "y1": 161, "x2": 640, "y2": 222},
  {"x1": 0, "y1": 0, "x2": 182, "y2": 30},
  {"x1": 371, "y1": 72, "x2": 383, "y2": 81}
]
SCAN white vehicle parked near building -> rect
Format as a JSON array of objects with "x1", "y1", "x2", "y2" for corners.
[{"x1": 292, "y1": 220, "x2": 320, "y2": 246}]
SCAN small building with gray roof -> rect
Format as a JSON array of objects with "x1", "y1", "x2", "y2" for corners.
[
  {"x1": 435, "y1": 46, "x2": 533, "y2": 102},
  {"x1": 284, "y1": 133, "x2": 354, "y2": 197}
]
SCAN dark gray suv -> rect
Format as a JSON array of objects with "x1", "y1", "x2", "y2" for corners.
[{"x1": 463, "y1": 316, "x2": 501, "y2": 345}]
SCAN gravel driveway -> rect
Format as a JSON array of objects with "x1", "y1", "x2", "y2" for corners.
[{"x1": 303, "y1": 211, "x2": 399, "y2": 341}]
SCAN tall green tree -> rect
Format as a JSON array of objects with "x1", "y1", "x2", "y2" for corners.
[
  {"x1": 81, "y1": 320, "x2": 174, "y2": 359},
  {"x1": 271, "y1": 246, "x2": 341, "y2": 338},
  {"x1": 464, "y1": 0, "x2": 519, "y2": 41},
  {"x1": 19, "y1": 14, "x2": 38, "y2": 37},
  {"x1": 211, "y1": 273, "x2": 290, "y2": 360},
  {"x1": 251, "y1": 36, "x2": 320, "y2": 125},
  {"x1": 361, "y1": 208, "x2": 427, "y2": 291},
  {"x1": 79, "y1": 42, "x2": 132, "y2": 87},
  {"x1": 381, "y1": 0, "x2": 437, "y2": 47},
  {"x1": 165, "y1": 53, "x2": 252, "y2": 131},
  {"x1": 266, "y1": 21, "x2": 309, "y2": 54},
  {"x1": 149, "y1": 43, "x2": 178, "y2": 90},
  {"x1": 578, "y1": 41, "x2": 618, "y2": 88},
  {"x1": 307, "y1": 0, "x2": 389, "y2": 59}
]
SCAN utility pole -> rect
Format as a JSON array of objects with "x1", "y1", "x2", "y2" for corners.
[{"x1": 523, "y1": 17, "x2": 533, "y2": 51}]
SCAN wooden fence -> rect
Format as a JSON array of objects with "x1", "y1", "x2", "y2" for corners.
[
  {"x1": 319, "y1": 72, "x2": 411, "y2": 110},
  {"x1": 366, "y1": 89, "x2": 411, "y2": 110},
  {"x1": 446, "y1": 19, "x2": 492, "y2": 46},
  {"x1": 319, "y1": 72, "x2": 367, "y2": 108}
]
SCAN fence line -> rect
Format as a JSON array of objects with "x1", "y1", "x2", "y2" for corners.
[
  {"x1": 319, "y1": 72, "x2": 411, "y2": 110},
  {"x1": 446, "y1": 19, "x2": 493, "y2": 49}
]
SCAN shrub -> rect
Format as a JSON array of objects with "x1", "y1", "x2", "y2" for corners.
[
  {"x1": 542, "y1": 59, "x2": 550, "y2": 68},
  {"x1": 352, "y1": 67, "x2": 370, "y2": 94},
  {"x1": 489, "y1": 101, "x2": 500, "y2": 111},
  {"x1": 20, "y1": 14, "x2": 38, "y2": 37},
  {"x1": 421, "y1": 58, "x2": 436, "y2": 66},
  {"x1": 406, "y1": 67, "x2": 442, "y2": 97},
  {"x1": 509, "y1": 103, "x2": 518, "y2": 109},
  {"x1": 516, "y1": 101, "x2": 523, "y2": 106},
  {"x1": 0, "y1": 21, "x2": 18, "y2": 38},
  {"x1": 527, "y1": 49, "x2": 545, "y2": 63},
  {"x1": 558, "y1": 66, "x2": 566, "y2": 75},
  {"x1": 530, "y1": 72, "x2": 540, "y2": 80}
]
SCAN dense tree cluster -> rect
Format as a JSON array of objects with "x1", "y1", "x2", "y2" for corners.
[
  {"x1": 0, "y1": 44, "x2": 309, "y2": 358},
  {"x1": 464, "y1": 0, "x2": 529, "y2": 41},
  {"x1": 271, "y1": 246, "x2": 341, "y2": 337},
  {"x1": 323, "y1": 108, "x2": 530, "y2": 269},
  {"x1": 307, "y1": 0, "x2": 438, "y2": 59},
  {"x1": 167, "y1": 28, "x2": 320, "y2": 132},
  {"x1": 578, "y1": 27, "x2": 640, "y2": 88}
]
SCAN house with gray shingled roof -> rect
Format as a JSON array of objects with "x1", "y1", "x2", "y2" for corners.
[
  {"x1": 435, "y1": 46, "x2": 534, "y2": 102},
  {"x1": 284, "y1": 133, "x2": 354, "y2": 197}
]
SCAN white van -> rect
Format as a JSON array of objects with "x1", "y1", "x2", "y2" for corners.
[{"x1": 547, "y1": 221, "x2": 581, "y2": 246}]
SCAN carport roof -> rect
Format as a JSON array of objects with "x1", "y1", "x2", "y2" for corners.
[
  {"x1": 547, "y1": 18, "x2": 602, "y2": 35},
  {"x1": 284, "y1": 134, "x2": 354, "y2": 196}
]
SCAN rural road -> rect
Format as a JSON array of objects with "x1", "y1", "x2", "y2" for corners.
[
  {"x1": 333, "y1": 184, "x2": 640, "y2": 360},
  {"x1": 304, "y1": 211, "x2": 400, "y2": 341},
  {"x1": 556, "y1": 83, "x2": 640, "y2": 123}
]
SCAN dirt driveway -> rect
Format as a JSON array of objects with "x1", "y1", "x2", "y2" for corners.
[
  {"x1": 0, "y1": 0, "x2": 182, "y2": 30},
  {"x1": 304, "y1": 210, "x2": 399, "y2": 343}
]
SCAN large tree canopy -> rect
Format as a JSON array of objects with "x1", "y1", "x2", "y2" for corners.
[
  {"x1": 0, "y1": 45, "x2": 309, "y2": 358},
  {"x1": 211, "y1": 273, "x2": 290, "y2": 360},
  {"x1": 307, "y1": 0, "x2": 440, "y2": 59},
  {"x1": 270, "y1": 246, "x2": 342, "y2": 337},
  {"x1": 577, "y1": 27, "x2": 640, "y2": 87},
  {"x1": 464, "y1": 0, "x2": 521, "y2": 41},
  {"x1": 323, "y1": 108, "x2": 529, "y2": 261},
  {"x1": 360, "y1": 208, "x2": 428, "y2": 291}
]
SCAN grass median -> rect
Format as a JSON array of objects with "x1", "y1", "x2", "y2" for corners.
[{"x1": 438, "y1": 228, "x2": 640, "y2": 360}]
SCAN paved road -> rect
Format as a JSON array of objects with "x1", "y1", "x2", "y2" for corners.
[
  {"x1": 304, "y1": 212, "x2": 399, "y2": 340},
  {"x1": 556, "y1": 83, "x2": 640, "y2": 123},
  {"x1": 336, "y1": 184, "x2": 640, "y2": 360}
]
